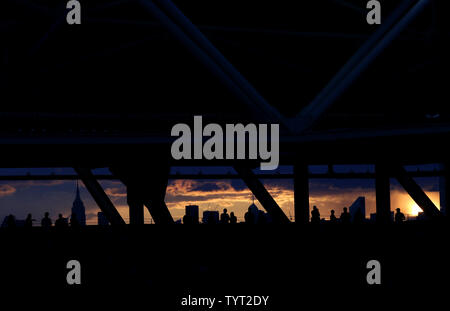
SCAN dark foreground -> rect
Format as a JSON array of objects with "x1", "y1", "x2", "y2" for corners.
[{"x1": 0, "y1": 223, "x2": 448, "y2": 309}]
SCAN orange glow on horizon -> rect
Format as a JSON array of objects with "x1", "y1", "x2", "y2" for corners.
[
  {"x1": 409, "y1": 203, "x2": 422, "y2": 216},
  {"x1": 394, "y1": 191, "x2": 440, "y2": 217}
]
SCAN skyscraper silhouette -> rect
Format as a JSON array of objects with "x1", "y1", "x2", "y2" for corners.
[{"x1": 72, "y1": 181, "x2": 86, "y2": 226}]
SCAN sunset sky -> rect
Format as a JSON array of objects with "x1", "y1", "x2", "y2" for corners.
[{"x1": 0, "y1": 165, "x2": 441, "y2": 225}]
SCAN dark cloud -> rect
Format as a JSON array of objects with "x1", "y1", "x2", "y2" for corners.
[
  {"x1": 412, "y1": 177, "x2": 440, "y2": 192},
  {"x1": 189, "y1": 181, "x2": 223, "y2": 192},
  {"x1": 229, "y1": 180, "x2": 247, "y2": 191},
  {"x1": 310, "y1": 179, "x2": 374, "y2": 193},
  {"x1": 105, "y1": 187, "x2": 126, "y2": 197},
  {"x1": 261, "y1": 179, "x2": 293, "y2": 190},
  {"x1": 1, "y1": 180, "x2": 67, "y2": 188},
  {"x1": 86, "y1": 212, "x2": 99, "y2": 221},
  {"x1": 0, "y1": 184, "x2": 16, "y2": 197},
  {"x1": 166, "y1": 194, "x2": 220, "y2": 203},
  {"x1": 426, "y1": 184, "x2": 440, "y2": 192}
]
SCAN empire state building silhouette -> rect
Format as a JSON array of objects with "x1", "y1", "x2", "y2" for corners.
[{"x1": 72, "y1": 181, "x2": 86, "y2": 226}]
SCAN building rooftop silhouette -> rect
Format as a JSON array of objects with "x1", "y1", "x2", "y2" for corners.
[{"x1": 72, "y1": 181, "x2": 86, "y2": 226}]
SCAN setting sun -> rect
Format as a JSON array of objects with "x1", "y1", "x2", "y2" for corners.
[
  {"x1": 391, "y1": 189, "x2": 440, "y2": 217},
  {"x1": 409, "y1": 203, "x2": 422, "y2": 216},
  {"x1": 402, "y1": 192, "x2": 440, "y2": 216}
]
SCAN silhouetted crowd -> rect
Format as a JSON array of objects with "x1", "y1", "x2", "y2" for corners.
[
  {"x1": 310, "y1": 205, "x2": 406, "y2": 224},
  {"x1": 3, "y1": 212, "x2": 81, "y2": 229},
  {"x1": 3, "y1": 207, "x2": 409, "y2": 229},
  {"x1": 221, "y1": 209, "x2": 238, "y2": 224}
]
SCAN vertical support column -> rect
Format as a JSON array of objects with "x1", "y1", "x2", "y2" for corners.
[
  {"x1": 0, "y1": 38, "x2": 7, "y2": 89},
  {"x1": 111, "y1": 162, "x2": 174, "y2": 224},
  {"x1": 440, "y1": 163, "x2": 450, "y2": 216},
  {"x1": 294, "y1": 162, "x2": 310, "y2": 224},
  {"x1": 375, "y1": 163, "x2": 391, "y2": 224},
  {"x1": 127, "y1": 185, "x2": 144, "y2": 225}
]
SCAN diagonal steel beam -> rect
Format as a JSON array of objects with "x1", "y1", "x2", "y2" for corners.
[
  {"x1": 294, "y1": 162, "x2": 310, "y2": 224},
  {"x1": 29, "y1": 6, "x2": 67, "y2": 57},
  {"x1": 391, "y1": 164, "x2": 441, "y2": 218},
  {"x1": 139, "y1": 0, "x2": 287, "y2": 127},
  {"x1": 234, "y1": 164, "x2": 290, "y2": 223},
  {"x1": 111, "y1": 166, "x2": 174, "y2": 224},
  {"x1": 127, "y1": 184, "x2": 145, "y2": 225},
  {"x1": 74, "y1": 167, "x2": 126, "y2": 225},
  {"x1": 290, "y1": 0, "x2": 430, "y2": 133},
  {"x1": 375, "y1": 163, "x2": 392, "y2": 224}
]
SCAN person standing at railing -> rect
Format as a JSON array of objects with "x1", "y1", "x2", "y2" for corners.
[
  {"x1": 230, "y1": 212, "x2": 237, "y2": 224},
  {"x1": 24, "y1": 213, "x2": 35, "y2": 228},
  {"x1": 6, "y1": 214, "x2": 16, "y2": 228},
  {"x1": 55, "y1": 214, "x2": 68, "y2": 228},
  {"x1": 394, "y1": 208, "x2": 406, "y2": 223},
  {"x1": 330, "y1": 210, "x2": 337, "y2": 223},
  {"x1": 220, "y1": 208, "x2": 230, "y2": 224},
  {"x1": 41, "y1": 212, "x2": 52, "y2": 228},
  {"x1": 311, "y1": 206, "x2": 320, "y2": 224}
]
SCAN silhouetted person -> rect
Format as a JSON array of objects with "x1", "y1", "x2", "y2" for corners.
[
  {"x1": 55, "y1": 214, "x2": 68, "y2": 228},
  {"x1": 70, "y1": 213, "x2": 80, "y2": 228},
  {"x1": 395, "y1": 208, "x2": 406, "y2": 223},
  {"x1": 6, "y1": 214, "x2": 16, "y2": 228},
  {"x1": 311, "y1": 206, "x2": 320, "y2": 224},
  {"x1": 330, "y1": 210, "x2": 337, "y2": 223},
  {"x1": 24, "y1": 213, "x2": 34, "y2": 228},
  {"x1": 340, "y1": 207, "x2": 351, "y2": 224},
  {"x1": 244, "y1": 207, "x2": 254, "y2": 224},
  {"x1": 41, "y1": 212, "x2": 52, "y2": 228},
  {"x1": 353, "y1": 208, "x2": 364, "y2": 224},
  {"x1": 220, "y1": 208, "x2": 230, "y2": 224},
  {"x1": 230, "y1": 212, "x2": 237, "y2": 224}
]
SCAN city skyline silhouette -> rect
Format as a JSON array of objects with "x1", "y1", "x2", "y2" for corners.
[{"x1": 0, "y1": 165, "x2": 442, "y2": 225}]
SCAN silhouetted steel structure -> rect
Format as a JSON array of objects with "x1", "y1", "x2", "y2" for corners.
[{"x1": 1, "y1": 0, "x2": 449, "y2": 224}]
